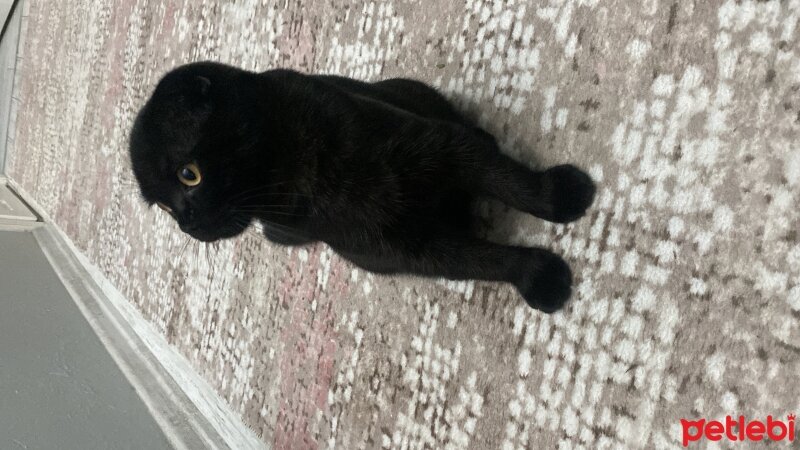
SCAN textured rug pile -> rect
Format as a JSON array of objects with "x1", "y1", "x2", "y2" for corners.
[{"x1": 7, "y1": 0, "x2": 800, "y2": 448}]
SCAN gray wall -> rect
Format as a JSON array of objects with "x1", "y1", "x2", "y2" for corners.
[{"x1": 0, "y1": 230, "x2": 172, "y2": 450}]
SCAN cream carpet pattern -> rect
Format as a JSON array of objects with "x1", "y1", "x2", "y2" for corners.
[{"x1": 7, "y1": 0, "x2": 800, "y2": 448}]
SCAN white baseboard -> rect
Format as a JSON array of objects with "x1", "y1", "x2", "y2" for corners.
[{"x1": 9, "y1": 180, "x2": 266, "y2": 450}]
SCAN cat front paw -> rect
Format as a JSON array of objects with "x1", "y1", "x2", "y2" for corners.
[
  {"x1": 538, "y1": 164, "x2": 596, "y2": 223},
  {"x1": 516, "y1": 252, "x2": 572, "y2": 313}
]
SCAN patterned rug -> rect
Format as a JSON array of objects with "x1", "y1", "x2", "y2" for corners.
[{"x1": 8, "y1": 0, "x2": 800, "y2": 448}]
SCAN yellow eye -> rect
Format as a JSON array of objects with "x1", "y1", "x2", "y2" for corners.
[
  {"x1": 177, "y1": 163, "x2": 202, "y2": 187},
  {"x1": 156, "y1": 202, "x2": 173, "y2": 215}
]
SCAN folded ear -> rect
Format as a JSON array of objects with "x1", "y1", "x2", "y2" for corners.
[
  {"x1": 193, "y1": 76, "x2": 211, "y2": 96},
  {"x1": 179, "y1": 75, "x2": 212, "y2": 113}
]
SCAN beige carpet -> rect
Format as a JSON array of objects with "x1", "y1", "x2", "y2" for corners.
[{"x1": 7, "y1": 0, "x2": 800, "y2": 448}]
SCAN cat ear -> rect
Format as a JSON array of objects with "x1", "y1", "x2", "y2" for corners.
[
  {"x1": 180, "y1": 76, "x2": 212, "y2": 113},
  {"x1": 193, "y1": 76, "x2": 211, "y2": 96}
]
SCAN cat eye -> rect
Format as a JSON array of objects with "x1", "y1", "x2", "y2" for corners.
[{"x1": 177, "y1": 163, "x2": 202, "y2": 187}]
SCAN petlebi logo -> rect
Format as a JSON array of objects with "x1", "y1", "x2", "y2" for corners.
[{"x1": 681, "y1": 414, "x2": 796, "y2": 446}]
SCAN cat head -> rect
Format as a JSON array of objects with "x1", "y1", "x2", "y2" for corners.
[{"x1": 129, "y1": 62, "x2": 260, "y2": 242}]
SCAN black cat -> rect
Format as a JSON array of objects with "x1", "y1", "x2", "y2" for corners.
[{"x1": 129, "y1": 62, "x2": 595, "y2": 313}]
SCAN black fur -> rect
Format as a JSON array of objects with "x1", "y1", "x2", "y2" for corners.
[{"x1": 129, "y1": 62, "x2": 596, "y2": 313}]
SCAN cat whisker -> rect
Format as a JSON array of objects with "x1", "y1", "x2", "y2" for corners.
[
  {"x1": 258, "y1": 217, "x2": 298, "y2": 228},
  {"x1": 230, "y1": 214, "x2": 305, "y2": 242},
  {"x1": 230, "y1": 192, "x2": 313, "y2": 206},
  {"x1": 236, "y1": 226, "x2": 260, "y2": 240},
  {"x1": 193, "y1": 243, "x2": 200, "y2": 274},
  {"x1": 254, "y1": 219, "x2": 299, "y2": 235},
  {"x1": 231, "y1": 209, "x2": 308, "y2": 218},
  {"x1": 204, "y1": 243, "x2": 217, "y2": 275},
  {"x1": 233, "y1": 204, "x2": 298, "y2": 210},
  {"x1": 201, "y1": 243, "x2": 208, "y2": 271},
  {"x1": 263, "y1": 225, "x2": 299, "y2": 239},
  {"x1": 230, "y1": 218, "x2": 249, "y2": 235},
  {"x1": 226, "y1": 182, "x2": 296, "y2": 201},
  {"x1": 213, "y1": 243, "x2": 221, "y2": 273},
  {"x1": 194, "y1": 242, "x2": 204, "y2": 271},
  {"x1": 248, "y1": 229, "x2": 263, "y2": 240},
  {"x1": 181, "y1": 238, "x2": 198, "y2": 267},
  {"x1": 228, "y1": 180, "x2": 286, "y2": 194},
  {"x1": 177, "y1": 237, "x2": 191, "y2": 267}
]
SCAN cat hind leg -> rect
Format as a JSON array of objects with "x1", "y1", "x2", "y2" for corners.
[
  {"x1": 457, "y1": 131, "x2": 596, "y2": 223},
  {"x1": 343, "y1": 236, "x2": 572, "y2": 313}
]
